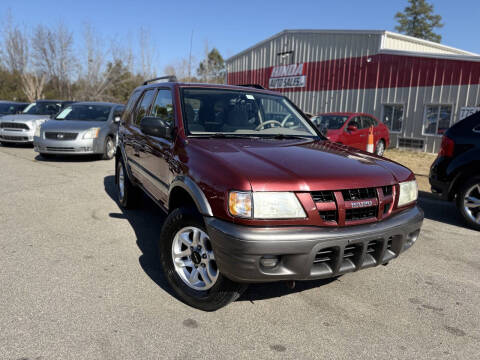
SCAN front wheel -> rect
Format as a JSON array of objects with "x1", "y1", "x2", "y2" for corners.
[
  {"x1": 102, "y1": 136, "x2": 115, "y2": 160},
  {"x1": 456, "y1": 176, "x2": 480, "y2": 231},
  {"x1": 159, "y1": 207, "x2": 247, "y2": 311},
  {"x1": 116, "y1": 158, "x2": 141, "y2": 209}
]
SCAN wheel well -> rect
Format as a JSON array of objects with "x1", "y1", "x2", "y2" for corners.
[
  {"x1": 169, "y1": 187, "x2": 197, "y2": 213},
  {"x1": 449, "y1": 168, "x2": 480, "y2": 200}
]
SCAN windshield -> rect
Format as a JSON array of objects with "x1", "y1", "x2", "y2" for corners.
[
  {"x1": 312, "y1": 115, "x2": 349, "y2": 130},
  {"x1": 55, "y1": 104, "x2": 111, "y2": 121},
  {"x1": 0, "y1": 104, "x2": 19, "y2": 114},
  {"x1": 181, "y1": 88, "x2": 318, "y2": 137},
  {"x1": 23, "y1": 102, "x2": 61, "y2": 115}
]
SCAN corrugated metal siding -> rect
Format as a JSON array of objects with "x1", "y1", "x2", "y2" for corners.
[{"x1": 382, "y1": 33, "x2": 471, "y2": 55}]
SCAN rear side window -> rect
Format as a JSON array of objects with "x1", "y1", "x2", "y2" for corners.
[
  {"x1": 150, "y1": 89, "x2": 174, "y2": 126},
  {"x1": 134, "y1": 89, "x2": 156, "y2": 126},
  {"x1": 123, "y1": 90, "x2": 142, "y2": 124}
]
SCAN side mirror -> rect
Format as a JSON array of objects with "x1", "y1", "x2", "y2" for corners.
[
  {"x1": 140, "y1": 116, "x2": 172, "y2": 139},
  {"x1": 114, "y1": 116, "x2": 121, "y2": 123},
  {"x1": 347, "y1": 125, "x2": 358, "y2": 132}
]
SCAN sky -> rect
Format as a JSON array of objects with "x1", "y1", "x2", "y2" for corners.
[{"x1": 3, "y1": 0, "x2": 480, "y2": 74}]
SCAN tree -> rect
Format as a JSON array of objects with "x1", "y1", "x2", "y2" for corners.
[
  {"x1": 2, "y1": 15, "x2": 29, "y2": 74},
  {"x1": 395, "y1": 0, "x2": 443, "y2": 43},
  {"x1": 196, "y1": 45, "x2": 225, "y2": 83}
]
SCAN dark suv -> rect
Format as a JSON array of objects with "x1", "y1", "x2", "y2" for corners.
[
  {"x1": 116, "y1": 77, "x2": 424, "y2": 311},
  {"x1": 429, "y1": 112, "x2": 480, "y2": 230}
]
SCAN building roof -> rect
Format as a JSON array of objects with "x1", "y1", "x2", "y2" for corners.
[{"x1": 226, "y1": 29, "x2": 479, "y2": 62}]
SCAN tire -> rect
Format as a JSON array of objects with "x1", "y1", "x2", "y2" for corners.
[
  {"x1": 375, "y1": 140, "x2": 386, "y2": 156},
  {"x1": 455, "y1": 176, "x2": 480, "y2": 231},
  {"x1": 40, "y1": 153, "x2": 55, "y2": 159},
  {"x1": 159, "y1": 207, "x2": 247, "y2": 311},
  {"x1": 102, "y1": 136, "x2": 115, "y2": 160},
  {"x1": 116, "y1": 158, "x2": 141, "y2": 209}
]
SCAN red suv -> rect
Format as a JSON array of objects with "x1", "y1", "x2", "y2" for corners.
[
  {"x1": 116, "y1": 78, "x2": 423, "y2": 311},
  {"x1": 312, "y1": 112, "x2": 390, "y2": 156}
]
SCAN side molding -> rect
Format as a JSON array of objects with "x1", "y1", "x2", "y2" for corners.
[{"x1": 169, "y1": 176, "x2": 214, "y2": 217}]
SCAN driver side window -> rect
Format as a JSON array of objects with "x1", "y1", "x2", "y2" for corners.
[{"x1": 348, "y1": 117, "x2": 361, "y2": 129}]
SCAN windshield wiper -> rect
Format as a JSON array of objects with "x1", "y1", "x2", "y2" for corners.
[
  {"x1": 264, "y1": 134, "x2": 315, "y2": 140},
  {"x1": 192, "y1": 133, "x2": 260, "y2": 139}
]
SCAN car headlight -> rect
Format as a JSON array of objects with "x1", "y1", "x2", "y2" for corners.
[
  {"x1": 228, "y1": 191, "x2": 306, "y2": 219},
  {"x1": 34, "y1": 125, "x2": 41, "y2": 137},
  {"x1": 83, "y1": 128, "x2": 100, "y2": 139},
  {"x1": 398, "y1": 180, "x2": 418, "y2": 207}
]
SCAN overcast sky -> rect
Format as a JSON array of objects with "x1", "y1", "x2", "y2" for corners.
[{"x1": 3, "y1": 0, "x2": 479, "y2": 74}]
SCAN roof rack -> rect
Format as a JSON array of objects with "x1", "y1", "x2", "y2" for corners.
[
  {"x1": 143, "y1": 75, "x2": 177, "y2": 86},
  {"x1": 235, "y1": 84, "x2": 265, "y2": 89}
]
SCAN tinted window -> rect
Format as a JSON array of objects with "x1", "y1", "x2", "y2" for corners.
[
  {"x1": 123, "y1": 91, "x2": 142, "y2": 124},
  {"x1": 383, "y1": 105, "x2": 403, "y2": 132},
  {"x1": 150, "y1": 89, "x2": 174, "y2": 125},
  {"x1": 312, "y1": 115, "x2": 349, "y2": 130},
  {"x1": 0, "y1": 104, "x2": 17, "y2": 114},
  {"x1": 55, "y1": 104, "x2": 112, "y2": 122},
  {"x1": 134, "y1": 89, "x2": 156, "y2": 126},
  {"x1": 348, "y1": 117, "x2": 361, "y2": 129}
]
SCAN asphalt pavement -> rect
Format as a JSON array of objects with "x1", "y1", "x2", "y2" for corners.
[{"x1": 0, "y1": 145, "x2": 479, "y2": 360}]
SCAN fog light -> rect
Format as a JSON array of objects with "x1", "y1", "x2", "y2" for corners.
[
  {"x1": 404, "y1": 230, "x2": 420, "y2": 250},
  {"x1": 260, "y1": 256, "x2": 279, "y2": 268}
]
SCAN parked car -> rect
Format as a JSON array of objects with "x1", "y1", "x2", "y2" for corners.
[
  {"x1": 311, "y1": 112, "x2": 390, "y2": 156},
  {"x1": 34, "y1": 102, "x2": 125, "y2": 160},
  {"x1": 0, "y1": 100, "x2": 73, "y2": 145},
  {"x1": 429, "y1": 111, "x2": 480, "y2": 230},
  {"x1": 115, "y1": 77, "x2": 423, "y2": 311},
  {"x1": 0, "y1": 101, "x2": 29, "y2": 117}
]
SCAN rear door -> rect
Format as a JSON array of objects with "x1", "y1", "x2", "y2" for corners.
[
  {"x1": 345, "y1": 116, "x2": 363, "y2": 149},
  {"x1": 140, "y1": 88, "x2": 176, "y2": 206}
]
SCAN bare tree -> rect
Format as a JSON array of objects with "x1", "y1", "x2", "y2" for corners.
[
  {"x1": 21, "y1": 72, "x2": 46, "y2": 102},
  {"x1": 164, "y1": 56, "x2": 198, "y2": 82},
  {"x1": 2, "y1": 13, "x2": 29, "y2": 74},
  {"x1": 138, "y1": 27, "x2": 156, "y2": 79},
  {"x1": 31, "y1": 23, "x2": 77, "y2": 98}
]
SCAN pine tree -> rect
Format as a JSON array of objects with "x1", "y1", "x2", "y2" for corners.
[{"x1": 395, "y1": 0, "x2": 443, "y2": 43}]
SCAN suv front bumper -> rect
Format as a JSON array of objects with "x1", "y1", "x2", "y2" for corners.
[{"x1": 206, "y1": 206, "x2": 423, "y2": 283}]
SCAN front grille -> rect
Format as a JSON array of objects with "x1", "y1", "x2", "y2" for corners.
[
  {"x1": 319, "y1": 210, "x2": 337, "y2": 222},
  {"x1": 1, "y1": 122, "x2": 29, "y2": 130},
  {"x1": 0, "y1": 135, "x2": 28, "y2": 141},
  {"x1": 343, "y1": 243, "x2": 362, "y2": 260},
  {"x1": 314, "y1": 247, "x2": 337, "y2": 269},
  {"x1": 346, "y1": 206, "x2": 378, "y2": 221},
  {"x1": 45, "y1": 132, "x2": 78, "y2": 140},
  {"x1": 342, "y1": 187, "x2": 376, "y2": 201},
  {"x1": 311, "y1": 191, "x2": 335, "y2": 202},
  {"x1": 46, "y1": 147, "x2": 75, "y2": 152},
  {"x1": 382, "y1": 185, "x2": 393, "y2": 196}
]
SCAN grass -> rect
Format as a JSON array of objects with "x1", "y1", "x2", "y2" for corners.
[{"x1": 383, "y1": 149, "x2": 437, "y2": 193}]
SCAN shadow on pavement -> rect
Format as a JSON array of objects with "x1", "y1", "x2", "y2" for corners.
[
  {"x1": 103, "y1": 175, "x2": 339, "y2": 305},
  {"x1": 34, "y1": 154, "x2": 103, "y2": 163},
  {"x1": 418, "y1": 191, "x2": 464, "y2": 228}
]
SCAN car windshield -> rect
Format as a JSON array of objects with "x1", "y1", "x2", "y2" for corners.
[
  {"x1": 23, "y1": 102, "x2": 60, "y2": 115},
  {"x1": 181, "y1": 88, "x2": 318, "y2": 138},
  {"x1": 312, "y1": 115, "x2": 349, "y2": 130},
  {"x1": 0, "y1": 104, "x2": 17, "y2": 114},
  {"x1": 55, "y1": 104, "x2": 111, "y2": 121}
]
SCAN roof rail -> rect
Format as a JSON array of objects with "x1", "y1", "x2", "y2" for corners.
[
  {"x1": 143, "y1": 75, "x2": 177, "y2": 85},
  {"x1": 235, "y1": 84, "x2": 265, "y2": 89}
]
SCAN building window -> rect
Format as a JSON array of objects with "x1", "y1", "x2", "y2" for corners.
[
  {"x1": 423, "y1": 105, "x2": 452, "y2": 135},
  {"x1": 382, "y1": 105, "x2": 404, "y2": 132}
]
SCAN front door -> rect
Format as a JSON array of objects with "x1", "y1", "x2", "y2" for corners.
[{"x1": 345, "y1": 116, "x2": 363, "y2": 149}]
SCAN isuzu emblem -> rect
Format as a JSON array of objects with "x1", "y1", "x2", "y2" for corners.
[
  {"x1": 351, "y1": 200, "x2": 373, "y2": 208},
  {"x1": 57, "y1": 134, "x2": 64, "y2": 139}
]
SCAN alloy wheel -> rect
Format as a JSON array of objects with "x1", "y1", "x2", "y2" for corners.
[
  {"x1": 171, "y1": 226, "x2": 218, "y2": 291},
  {"x1": 118, "y1": 165, "x2": 125, "y2": 199},
  {"x1": 463, "y1": 183, "x2": 480, "y2": 224}
]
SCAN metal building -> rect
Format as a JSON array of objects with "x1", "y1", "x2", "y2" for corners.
[{"x1": 226, "y1": 30, "x2": 480, "y2": 152}]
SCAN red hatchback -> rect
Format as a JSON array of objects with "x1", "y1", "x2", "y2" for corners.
[{"x1": 312, "y1": 112, "x2": 390, "y2": 156}]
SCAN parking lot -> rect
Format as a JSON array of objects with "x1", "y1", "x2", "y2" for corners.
[{"x1": 0, "y1": 145, "x2": 479, "y2": 359}]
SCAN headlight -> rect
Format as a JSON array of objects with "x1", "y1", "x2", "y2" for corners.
[
  {"x1": 83, "y1": 128, "x2": 100, "y2": 139},
  {"x1": 34, "y1": 125, "x2": 41, "y2": 137},
  {"x1": 398, "y1": 180, "x2": 418, "y2": 207},
  {"x1": 228, "y1": 191, "x2": 306, "y2": 219}
]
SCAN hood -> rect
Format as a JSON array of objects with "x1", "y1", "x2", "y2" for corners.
[
  {"x1": 41, "y1": 120, "x2": 108, "y2": 132},
  {"x1": 0, "y1": 114, "x2": 50, "y2": 123},
  {"x1": 188, "y1": 138, "x2": 412, "y2": 192}
]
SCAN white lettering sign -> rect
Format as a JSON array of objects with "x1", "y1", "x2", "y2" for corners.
[
  {"x1": 459, "y1": 107, "x2": 480, "y2": 121},
  {"x1": 269, "y1": 63, "x2": 306, "y2": 89}
]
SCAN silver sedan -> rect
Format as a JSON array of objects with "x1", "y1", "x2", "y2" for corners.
[{"x1": 34, "y1": 102, "x2": 125, "y2": 160}]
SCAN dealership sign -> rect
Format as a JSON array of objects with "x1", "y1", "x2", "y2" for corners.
[{"x1": 269, "y1": 63, "x2": 306, "y2": 89}]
